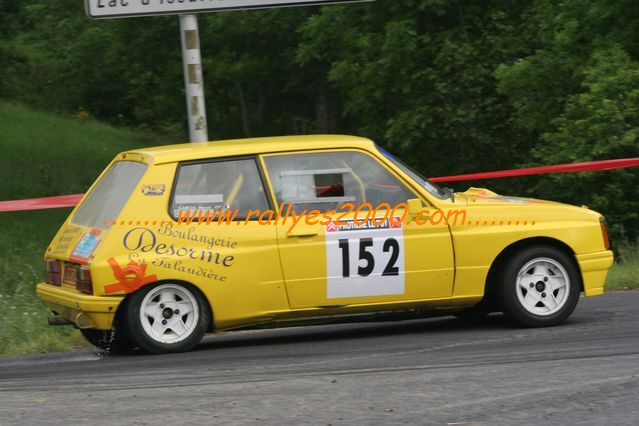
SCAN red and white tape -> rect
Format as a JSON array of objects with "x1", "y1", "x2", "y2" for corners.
[
  {"x1": 1, "y1": 157, "x2": 638, "y2": 212},
  {"x1": 429, "y1": 157, "x2": 639, "y2": 183},
  {"x1": 0, "y1": 194, "x2": 84, "y2": 212}
]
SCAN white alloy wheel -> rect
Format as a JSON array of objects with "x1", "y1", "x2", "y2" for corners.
[
  {"x1": 139, "y1": 284, "x2": 200, "y2": 344},
  {"x1": 515, "y1": 257, "x2": 570, "y2": 316}
]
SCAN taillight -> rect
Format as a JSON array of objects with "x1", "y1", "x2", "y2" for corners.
[
  {"x1": 45, "y1": 259, "x2": 61, "y2": 285},
  {"x1": 600, "y1": 217, "x2": 610, "y2": 250},
  {"x1": 76, "y1": 265, "x2": 93, "y2": 295}
]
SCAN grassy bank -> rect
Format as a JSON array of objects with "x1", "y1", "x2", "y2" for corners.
[
  {"x1": 0, "y1": 102, "x2": 166, "y2": 355},
  {"x1": 0, "y1": 209, "x2": 87, "y2": 354},
  {"x1": 605, "y1": 244, "x2": 639, "y2": 291}
]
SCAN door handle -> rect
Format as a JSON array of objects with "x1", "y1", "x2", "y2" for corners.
[{"x1": 287, "y1": 228, "x2": 318, "y2": 238}]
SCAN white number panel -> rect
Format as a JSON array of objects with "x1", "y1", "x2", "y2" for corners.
[{"x1": 325, "y1": 218, "x2": 405, "y2": 298}]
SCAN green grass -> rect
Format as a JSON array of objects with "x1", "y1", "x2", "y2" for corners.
[
  {"x1": 0, "y1": 102, "x2": 170, "y2": 355},
  {"x1": 0, "y1": 102, "x2": 162, "y2": 199},
  {"x1": 605, "y1": 244, "x2": 639, "y2": 291},
  {"x1": 0, "y1": 209, "x2": 86, "y2": 355}
]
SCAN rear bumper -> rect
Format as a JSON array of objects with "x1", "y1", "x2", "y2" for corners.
[
  {"x1": 576, "y1": 250, "x2": 614, "y2": 296},
  {"x1": 36, "y1": 283, "x2": 124, "y2": 330}
]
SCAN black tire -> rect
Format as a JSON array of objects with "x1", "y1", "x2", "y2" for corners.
[
  {"x1": 80, "y1": 324, "x2": 136, "y2": 353},
  {"x1": 124, "y1": 282, "x2": 211, "y2": 354},
  {"x1": 497, "y1": 245, "x2": 581, "y2": 327}
]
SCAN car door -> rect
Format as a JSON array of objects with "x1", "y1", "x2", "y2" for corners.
[
  {"x1": 260, "y1": 149, "x2": 455, "y2": 310},
  {"x1": 166, "y1": 156, "x2": 289, "y2": 326}
]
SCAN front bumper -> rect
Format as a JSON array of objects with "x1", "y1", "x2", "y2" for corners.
[
  {"x1": 36, "y1": 283, "x2": 124, "y2": 330},
  {"x1": 576, "y1": 250, "x2": 614, "y2": 296}
]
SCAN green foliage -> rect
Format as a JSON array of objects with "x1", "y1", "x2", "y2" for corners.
[
  {"x1": 530, "y1": 46, "x2": 639, "y2": 240},
  {"x1": 298, "y1": 1, "x2": 528, "y2": 178},
  {"x1": 495, "y1": 0, "x2": 639, "y2": 241}
]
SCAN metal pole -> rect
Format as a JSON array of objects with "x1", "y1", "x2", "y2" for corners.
[{"x1": 179, "y1": 14, "x2": 208, "y2": 142}]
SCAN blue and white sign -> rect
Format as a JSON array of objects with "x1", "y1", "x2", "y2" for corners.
[{"x1": 72, "y1": 232, "x2": 100, "y2": 260}]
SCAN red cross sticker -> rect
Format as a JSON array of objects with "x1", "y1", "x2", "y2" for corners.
[{"x1": 104, "y1": 257, "x2": 157, "y2": 294}]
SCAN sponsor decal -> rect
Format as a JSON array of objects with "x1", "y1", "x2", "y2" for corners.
[
  {"x1": 121, "y1": 225, "x2": 237, "y2": 282},
  {"x1": 69, "y1": 228, "x2": 101, "y2": 263},
  {"x1": 104, "y1": 257, "x2": 158, "y2": 294},
  {"x1": 127, "y1": 254, "x2": 228, "y2": 282},
  {"x1": 326, "y1": 217, "x2": 401, "y2": 232},
  {"x1": 122, "y1": 226, "x2": 236, "y2": 265},
  {"x1": 325, "y1": 218, "x2": 405, "y2": 299},
  {"x1": 326, "y1": 221, "x2": 338, "y2": 232},
  {"x1": 50, "y1": 225, "x2": 83, "y2": 256},
  {"x1": 141, "y1": 184, "x2": 166, "y2": 196}
]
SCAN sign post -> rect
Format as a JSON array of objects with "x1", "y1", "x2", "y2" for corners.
[
  {"x1": 179, "y1": 14, "x2": 208, "y2": 142},
  {"x1": 84, "y1": 0, "x2": 371, "y2": 142}
]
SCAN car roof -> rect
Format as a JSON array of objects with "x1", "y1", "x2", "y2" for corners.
[{"x1": 125, "y1": 134, "x2": 376, "y2": 164}]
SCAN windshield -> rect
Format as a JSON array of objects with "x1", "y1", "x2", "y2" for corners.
[
  {"x1": 72, "y1": 161, "x2": 147, "y2": 229},
  {"x1": 376, "y1": 145, "x2": 448, "y2": 199}
]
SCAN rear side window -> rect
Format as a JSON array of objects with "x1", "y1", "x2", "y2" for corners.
[
  {"x1": 72, "y1": 161, "x2": 147, "y2": 229},
  {"x1": 170, "y1": 158, "x2": 269, "y2": 219}
]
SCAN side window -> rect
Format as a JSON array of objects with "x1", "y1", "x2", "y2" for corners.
[
  {"x1": 170, "y1": 158, "x2": 268, "y2": 219},
  {"x1": 263, "y1": 151, "x2": 415, "y2": 213}
]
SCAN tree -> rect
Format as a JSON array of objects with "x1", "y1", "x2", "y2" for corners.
[{"x1": 496, "y1": 0, "x2": 639, "y2": 241}]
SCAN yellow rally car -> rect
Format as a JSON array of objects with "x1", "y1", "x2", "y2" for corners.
[{"x1": 36, "y1": 135, "x2": 614, "y2": 353}]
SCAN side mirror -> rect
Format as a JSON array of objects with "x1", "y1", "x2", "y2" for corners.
[{"x1": 407, "y1": 198, "x2": 423, "y2": 218}]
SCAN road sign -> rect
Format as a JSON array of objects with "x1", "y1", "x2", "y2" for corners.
[{"x1": 85, "y1": 0, "x2": 369, "y2": 19}]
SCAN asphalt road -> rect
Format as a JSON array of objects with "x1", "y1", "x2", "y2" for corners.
[{"x1": 1, "y1": 291, "x2": 638, "y2": 425}]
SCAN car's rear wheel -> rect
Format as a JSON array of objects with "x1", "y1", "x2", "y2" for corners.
[
  {"x1": 124, "y1": 283, "x2": 210, "y2": 354},
  {"x1": 498, "y1": 246, "x2": 581, "y2": 327}
]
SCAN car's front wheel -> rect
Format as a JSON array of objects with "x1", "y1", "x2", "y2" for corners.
[
  {"x1": 498, "y1": 246, "x2": 581, "y2": 327},
  {"x1": 124, "y1": 283, "x2": 210, "y2": 354}
]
